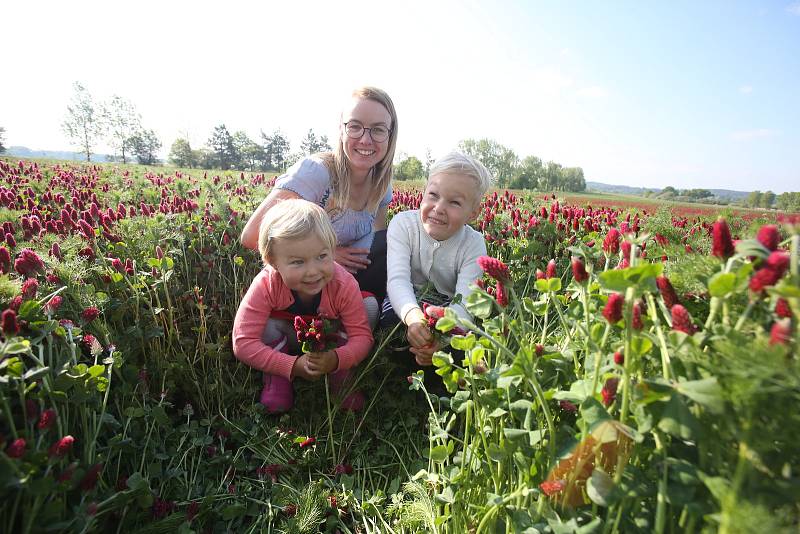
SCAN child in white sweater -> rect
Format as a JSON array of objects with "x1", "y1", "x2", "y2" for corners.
[{"x1": 383, "y1": 151, "x2": 493, "y2": 365}]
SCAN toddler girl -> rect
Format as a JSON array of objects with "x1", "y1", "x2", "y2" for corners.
[{"x1": 233, "y1": 199, "x2": 374, "y2": 413}]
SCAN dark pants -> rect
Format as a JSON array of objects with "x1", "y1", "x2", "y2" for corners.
[{"x1": 354, "y1": 229, "x2": 387, "y2": 304}]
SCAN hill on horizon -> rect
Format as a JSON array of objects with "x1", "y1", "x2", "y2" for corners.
[
  {"x1": 586, "y1": 181, "x2": 750, "y2": 201},
  {"x1": 6, "y1": 145, "x2": 116, "y2": 164}
]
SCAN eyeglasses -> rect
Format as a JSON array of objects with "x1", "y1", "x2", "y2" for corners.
[{"x1": 343, "y1": 121, "x2": 391, "y2": 143}]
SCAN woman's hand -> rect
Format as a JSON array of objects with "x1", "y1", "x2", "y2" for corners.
[
  {"x1": 305, "y1": 350, "x2": 339, "y2": 376},
  {"x1": 335, "y1": 246, "x2": 371, "y2": 273}
]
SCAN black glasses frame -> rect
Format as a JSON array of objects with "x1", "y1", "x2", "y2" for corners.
[{"x1": 342, "y1": 121, "x2": 391, "y2": 142}]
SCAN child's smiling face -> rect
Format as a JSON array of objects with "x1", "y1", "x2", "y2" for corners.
[
  {"x1": 269, "y1": 233, "x2": 334, "y2": 301},
  {"x1": 419, "y1": 173, "x2": 481, "y2": 241}
]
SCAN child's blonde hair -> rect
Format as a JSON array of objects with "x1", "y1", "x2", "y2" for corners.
[
  {"x1": 429, "y1": 151, "x2": 493, "y2": 203},
  {"x1": 258, "y1": 199, "x2": 337, "y2": 265}
]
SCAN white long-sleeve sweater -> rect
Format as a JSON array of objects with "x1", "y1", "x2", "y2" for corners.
[{"x1": 386, "y1": 210, "x2": 487, "y2": 323}]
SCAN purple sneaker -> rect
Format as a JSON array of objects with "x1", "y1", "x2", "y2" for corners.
[{"x1": 260, "y1": 336, "x2": 294, "y2": 413}]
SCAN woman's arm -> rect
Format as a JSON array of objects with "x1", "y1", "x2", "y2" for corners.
[
  {"x1": 373, "y1": 204, "x2": 388, "y2": 231},
  {"x1": 240, "y1": 188, "x2": 302, "y2": 250}
]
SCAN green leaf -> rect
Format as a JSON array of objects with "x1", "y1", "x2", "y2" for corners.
[
  {"x1": 436, "y1": 486, "x2": 455, "y2": 504},
  {"x1": 503, "y1": 428, "x2": 530, "y2": 442},
  {"x1": 466, "y1": 291, "x2": 495, "y2": 319},
  {"x1": 435, "y1": 316, "x2": 456, "y2": 333},
  {"x1": 708, "y1": 272, "x2": 737, "y2": 298},
  {"x1": 535, "y1": 279, "x2": 550, "y2": 293},
  {"x1": 451, "y1": 391, "x2": 472, "y2": 413},
  {"x1": 580, "y1": 397, "x2": 611, "y2": 427},
  {"x1": 88, "y1": 364, "x2": 105, "y2": 378},
  {"x1": 151, "y1": 405, "x2": 171, "y2": 427},
  {"x1": 630, "y1": 336, "x2": 653, "y2": 356},
  {"x1": 450, "y1": 334, "x2": 476, "y2": 351},
  {"x1": 221, "y1": 504, "x2": 247, "y2": 520},
  {"x1": 429, "y1": 445, "x2": 449, "y2": 463},
  {"x1": 587, "y1": 469, "x2": 614, "y2": 507},
  {"x1": 598, "y1": 269, "x2": 631, "y2": 292},
  {"x1": 658, "y1": 394, "x2": 699, "y2": 440},
  {"x1": 674, "y1": 377, "x2": 724, "y2": 414},
  {"x1": 547, "y1": 277, "x2": 562, "y2": 292}
]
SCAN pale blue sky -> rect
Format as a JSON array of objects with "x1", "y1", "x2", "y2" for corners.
[{"x1": 2, "y1": 0, "x2": 798, "y2": 192}]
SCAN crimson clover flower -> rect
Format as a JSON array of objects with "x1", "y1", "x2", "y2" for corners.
[
  {"x1": 559, "y1": 400, "x2": 578, "y2": 413},
  {"x1": 539, "y1": 479, "x2": 566, "y2": 496},
  {"x1": 2, "y1": 309, "x2": 19, "y2": 335},
  {"x1": 45, "y1": 296, "x2": 63, "y2": 313},
  {"x1": 14, "y1": 248, "x2": 45, "y2": 276},
  {"x1": 81, "y1": 306, "x2": 100, "y2": 323},
  {"x1": 775, "y1": 298, "x2": 792, "y2": 319},
  {"x1": 80, "y1": 463, "x2": 103, "y2": 492},
  {"x1": 602, "y1": 228, "x2": 621, "y2": 256},
  {"x1": 632, "y1": 300, "x2": 644, "y2": 330},
  {"x1": 601, "y1": 377, "x2": 619, "y2": 406},
  {"x1": 0, "y1": 246, "x2": 11, "y2": 274},
  {"x1": 495, "y1": 282, "x2": 509, "y2": 307},
  {"x1": 756, "y1": 224, "x2": 780, "y2": 251},
  {"x1": 603, "y1": 293, "x2": 624, "y2": 324},
  {"x1": 545, "y1": 259, "x2": 557, "y2": 279},
  {"x1": 49, "y1": 435, "x2": 74, "y2": 458},
  {"x1": 38, "y1": 408, "x2": 57, "y2": 430},
  {"x1": 770, "y1": 319, "x2": 792, "y2": 346},
  {"x1": 671, "y1": 305, "x2": 696, "y2": 335},
  {"x1": 711, "y1": 218, "x2": 735, "y2": 259},
  {"x1": 293, "y1": 315, "x2": 340, "y2": 353},
  {"x1": 656, "y1": 276, "x2": 680, "y2": 309},
  {"x1": 571, "y1": 257, "x2": 589, "y2": 283},
  {"x1": 21, "y1": 278, "x2": 38, "y2": 300},
  {"x1": 6, "y1": 438, "x2": 26, "y2": 459},
  {"x1": 299, "y1": 436, "x2": 316, "y2": 448},
  {"x1": 749, "y1": 251, "x2": 790, "y2": 293},
  {"x1": 477, "y1": 255, "x2": 511, "y2": 284}
]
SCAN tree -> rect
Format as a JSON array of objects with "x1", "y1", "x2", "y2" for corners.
[
  {"x1": 128, "y1": 129, "x2": 162, "y2": 165},
  {"x1": 0, "y1": 126, "x2": 6, "y2": 154},
  {"x1": 262, "y1": 129, "x2": 291, "y2": 171},
  {"x1": 510, "y1": 155, "x2": 544, "y2": 190},
  {"x1": 561, "y1": 167, "x2": 586, "y2": 192},
  {"x1": 746, "y1": 191, "x2": 762, "y2": 208},
  {"x1": 208, "y1": 124, "x2": 238, "y2": 170},
  {"x1": 61, "y1": 82, "x2": 106, "y2": 162},
  {"x1": 395, "y1": 155, "x2": 425, "y2": 181},
  {"x1": 300, "y1": 129, "x2": 331, "y2": 155},
  {"x1": 168, "y1": 138, "x2": 197, "y2": 168},
  {"x1": 776, "y1": 192, "x2": 800, "y2": 212},
  {"x1": 761, "y1": 190, "x2": 775, "y2": 209},
  {"x1": 105, "y1": 95, "x2": 142, "y2": 163},
  {"x1": 424, "y1": 148, "x2": 434, "y2": 177},
  {"x1": 458, "y1": 138, "x2": 519, "y2": 188},
  {"x1": 233, "y1": 131, "x2": 268, "y2": 171}
]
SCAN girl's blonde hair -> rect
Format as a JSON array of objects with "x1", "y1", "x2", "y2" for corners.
[
  {"x1": 320, "y1": 86, "x2": 398, "y2": 217},
  {"x1": 258, "y1": 199, "x2": 337, "y2": 265}
]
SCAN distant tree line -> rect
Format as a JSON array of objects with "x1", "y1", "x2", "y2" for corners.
[
  {"x1": 61, "y1": 82, "x2": 161, "y2": 164},
  {"x1": 168, "y1": 127, "x2": 330, "y2": 172},
  {"x1": 393, "y1": 138, "x2": 586, "y2": 192},
  {"x1": 0, "y1": 126, "x2": 6, "y2": 154}
]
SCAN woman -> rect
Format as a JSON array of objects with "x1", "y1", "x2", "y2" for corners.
[{"x1": 241, "y1": 86, "x2": 397, "y2": 310}]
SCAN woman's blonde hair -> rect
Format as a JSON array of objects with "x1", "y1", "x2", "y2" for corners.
[
  {"x1": 320, "y1": 86, "x2": 398, "y2": 216},
  {"x1": 258, "y1": 199, "x2": 337, "y2": 265}
]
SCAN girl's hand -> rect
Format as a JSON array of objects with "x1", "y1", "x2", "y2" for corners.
[
  {"x1": 291, "y1": 355, "x2": 321, "y2": 381},
  {"x1": 407, "y1": 322, "x2": 433, "y2": 349},
  {"x1": 335, "y1": 246, "x2": 371, "y2": 273},
  {"x1": 305, "y1": 350, "x2": 339, "y2": 375}
]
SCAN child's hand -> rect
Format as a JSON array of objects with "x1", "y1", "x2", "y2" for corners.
[
  {"x1": 305, "y1": 350, "x2": 339, "y2": 375},
  {"x1": 407, "y1": 321, "x2": 434, "y2": 349},
  {"x1": 410, "y1": 340, "x2": 439, "y2": 366},
  {"x1": 291, "y1": 355, "x2": 321, "y2": 381}
]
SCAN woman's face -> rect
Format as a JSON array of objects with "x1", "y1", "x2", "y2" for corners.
[{"x1": 341, "y1": 97, "x2": 392, "y2": 178}]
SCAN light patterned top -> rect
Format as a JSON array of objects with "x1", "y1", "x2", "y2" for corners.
[{"x1": 274, "y1": 157, "x2": 392, "y2": 250}]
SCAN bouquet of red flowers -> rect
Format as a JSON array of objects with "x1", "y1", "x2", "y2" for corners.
[
  {"x1": 422, "y1": 303, "x2": 468, "y2": 338},
  {"x1": 293, "y1": 315, "x2": 342, "y2": 353}
]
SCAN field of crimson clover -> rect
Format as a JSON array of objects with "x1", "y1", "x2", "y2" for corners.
[{"x1": 1, "y1": 158, "x2": 798, "y2": 533}]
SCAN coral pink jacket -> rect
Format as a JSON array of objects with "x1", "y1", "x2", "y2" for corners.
[{"x1": 232, "y1": 262, "x2": 374, "y2": 380}]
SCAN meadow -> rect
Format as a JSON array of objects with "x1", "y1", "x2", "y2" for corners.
[{"x1": 1, "y1": 159, "x2": 798, "y2": 533}]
